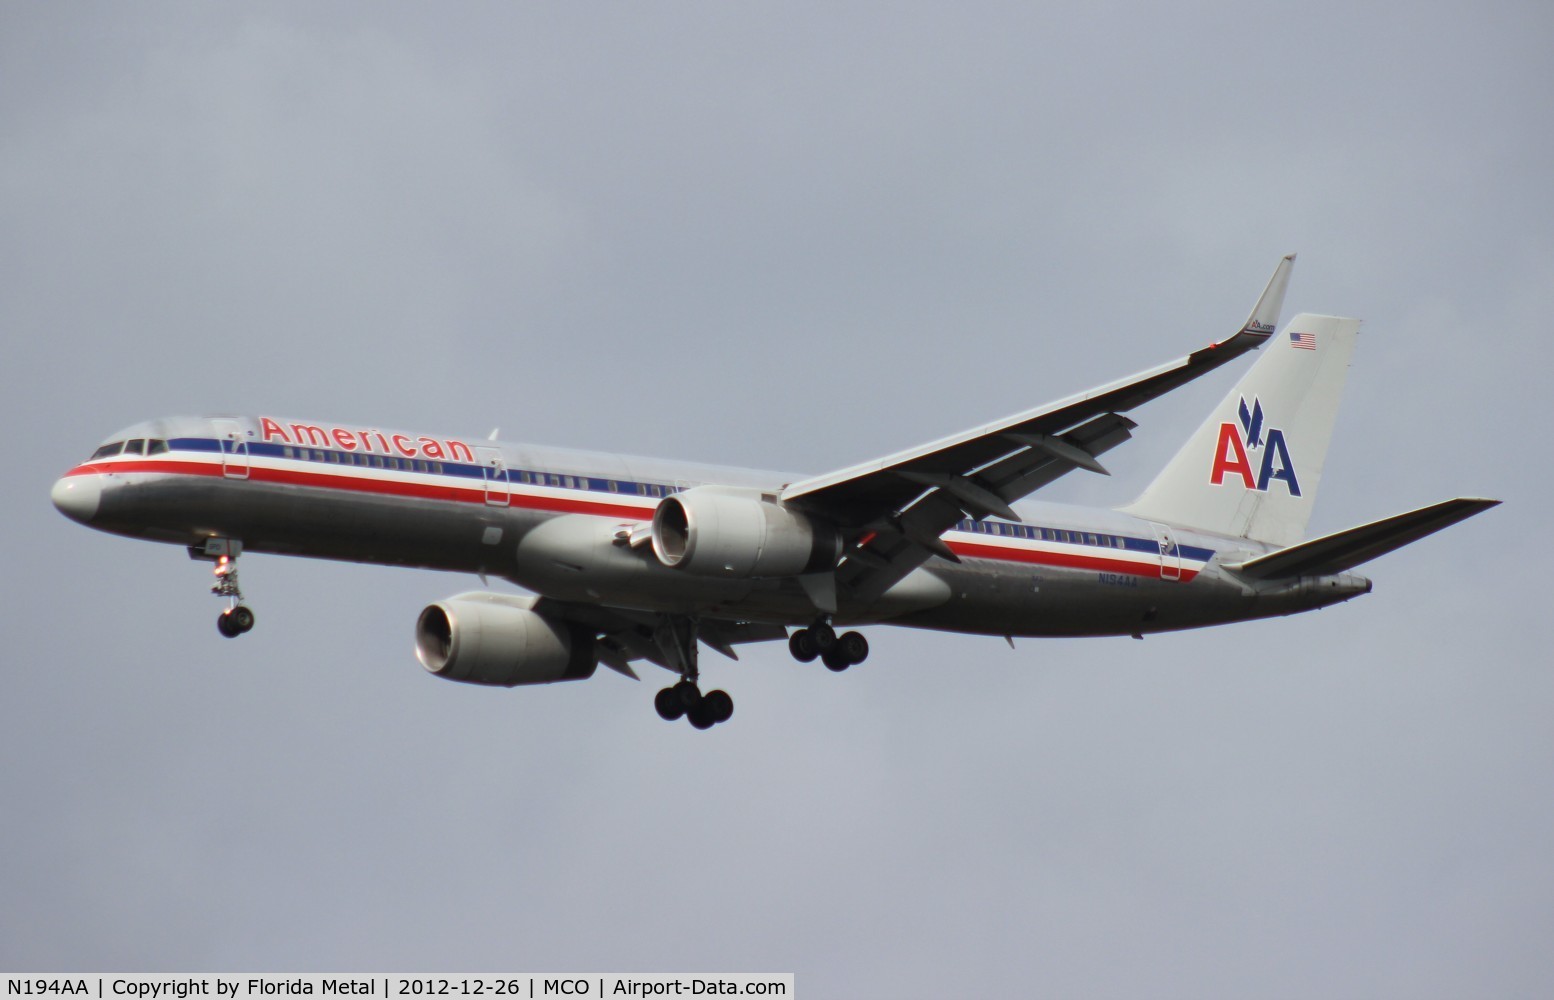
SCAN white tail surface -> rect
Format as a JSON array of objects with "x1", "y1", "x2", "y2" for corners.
[{"x1": 1121, "y1": 313, "x2": 1360, "y2": 546}]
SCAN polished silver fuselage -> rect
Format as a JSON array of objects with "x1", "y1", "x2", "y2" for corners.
[{"x1": 53, "y1": 415, "x2": 1370, "y2": 639}]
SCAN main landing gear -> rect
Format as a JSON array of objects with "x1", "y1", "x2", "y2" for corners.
[
  {"x1": 192, "y1": 539, "x2": 255, "y2": 638},
  {"x1": 650, "y1": 616, "x2": 735, "y2": 730},
  {"x1": 788, "y1": 619, "x2": 869, "y2": 672},
  {"x1": 654, "y1": 682, "x2": 734, "y2": 730}
]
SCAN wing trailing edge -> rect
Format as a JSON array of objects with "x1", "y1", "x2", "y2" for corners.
[{"x1": 1224, "y1": 497, "x2": 1500, "y2": 580}]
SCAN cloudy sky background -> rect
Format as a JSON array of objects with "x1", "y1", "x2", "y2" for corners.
[{"x1": 3, "y1": 2, "x2": 1549, "y2": 995}]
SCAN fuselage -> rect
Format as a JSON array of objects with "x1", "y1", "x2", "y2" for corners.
[{"x1": 51, "y1": 414, "x2": 1372, "y2": 639}]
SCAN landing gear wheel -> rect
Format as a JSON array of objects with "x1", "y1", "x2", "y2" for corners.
[
  {"x1": 228, "y1": 605, "x2": 255, "y2": 633},
  {"x1": 789, "y1": 628, "x2": 820, "y2": 663},
  {"x1": 702, "y1": 689, "x2": 734, "y2": 724},
  {"x1": 687, "y1": 701, "x2": 717, "y2": 729},
  {"x1": 655, "y1": 687, "x2": 687, "y2": 721},
  {"x1": 673, "y1": 680, "x2": 703, "y2": 711},
  {"x1": 822, "y1": 646, "x2": 852, "y2": 672},
  {"x1": 837, "y1": 630, "x2": 868, "y2": 665},
  {"x1": 811, "y1": 621, "x2": 838, "y2": 652},
  {"x1": 217, "y1": 606, "x2": 255, "y2": 638}
]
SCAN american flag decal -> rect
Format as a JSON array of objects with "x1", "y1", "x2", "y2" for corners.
[{"x1": 1289, "y1": 331, "x2": 1317, "y2": 350}]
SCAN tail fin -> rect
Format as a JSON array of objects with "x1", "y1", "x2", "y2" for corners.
[{"x1": 1121, "y1": 313, "x2": 1360, "y2": 546}]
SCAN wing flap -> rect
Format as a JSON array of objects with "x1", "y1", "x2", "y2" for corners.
[
  {"x1": 537, "y1": 598, "x2": 791, "y2": 676},
  {"x1": 1225, "y1": 497, "x2": 1500, "y2": 580}
]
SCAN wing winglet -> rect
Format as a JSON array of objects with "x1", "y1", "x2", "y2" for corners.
[{"x1": 1222, "y1": 252, "x2": 1295, "y2": 347}]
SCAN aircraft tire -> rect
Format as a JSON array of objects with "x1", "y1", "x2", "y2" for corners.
[
  {"x1": 821, "y1": 646, "x2": 852, "y2": 672},
  {"x1": 655, "y1": 687, "x2": 686, "y2": 721},
  {"x1": 789, "y1": 629, "x2": 819, "y2": 663},
  {"x1": 811, "y1": 621, "x2": 838, "y2": 652},
  {"x1": 673, "y1": 680, "x2": 702, "y2": 710},
  {"x1": 703, "y1": 689, "x2": 734, "y2": 724},
  {"x1": 229, "y1": 605, "x2": 255, "y2": 633},
  {"x1": 217, "y1": 612, "x2": 240, "y2": 638},
  {"x1": 687, "y1": 702, "x2": 717, "y2": 730},
  {"x1": 837, "y1": 630, "x2": 868, "y2": 665}
]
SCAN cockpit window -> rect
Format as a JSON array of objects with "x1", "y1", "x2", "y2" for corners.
[
  {"x1": 147, "y1": 439, "x2": 169, "y2": 455},
  {"x1": 124, "y1": 439, "x2": 146, "y2": 455},
  {"x1": 90, "y1": 441, "x2": 124, "y2": 460}
]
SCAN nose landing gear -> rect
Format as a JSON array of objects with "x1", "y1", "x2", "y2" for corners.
[{"x1": 191, "y1": 539, "x2": 255, "y2": 638}]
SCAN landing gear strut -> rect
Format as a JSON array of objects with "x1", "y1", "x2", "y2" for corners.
[
  {"x1": 789, "y1": 618, "x2": 868, "y2": 671},
  {"x1": 192, "y1": 539, "x2": 255, "y2": 638},
  {"x1": 650, "y1": 616, "x2": 734, "y2": 729}
]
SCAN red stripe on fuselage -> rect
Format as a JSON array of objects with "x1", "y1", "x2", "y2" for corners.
[
  {"x1": 947, "y1": 539, "x2": 1200, "y2": 582},
  {"x1": 66, "y1": 459, "x2": 1197, "y2": 580},
  {"x1": 63, "y1": 458, "x2": 659, "y2": 522}
]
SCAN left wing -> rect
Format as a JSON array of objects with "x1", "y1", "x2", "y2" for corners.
[{"x1": 781, "y1": 254, "x2": 1296, "y2": 604}]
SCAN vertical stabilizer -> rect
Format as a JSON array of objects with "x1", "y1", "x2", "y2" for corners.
[{"x1": 1121, "y1": 313, "x2": 1360, "y2": 546}]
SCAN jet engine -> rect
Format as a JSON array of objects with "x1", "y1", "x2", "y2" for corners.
[
  {"x1": 651, "y1": 486, "x2": 840, "y2": 578},
  {"x1": 415, "y1": 592, "x2": 596, "y2": 687}
]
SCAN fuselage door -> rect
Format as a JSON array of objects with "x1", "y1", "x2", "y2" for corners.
[
  {"x1": 1151, "y1": 522, "x2": 1182, "y2": 582},
  {"x1": 215, "y1": 420, "x2": 250, "y2": 480},
  {"x1": 478, "y1": 446, "x2": 510, "y2": 507}
]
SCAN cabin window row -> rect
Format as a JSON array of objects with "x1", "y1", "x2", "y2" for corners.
[
  {"x1": 510, "y1": 471, "x2": 670, "y2": 497},
  {"x1": 276, "y1": 447, "x2": 676, "y2": 498},
  {"x1": 960, "y1": 519, "x2": 1124, "y2": 549},
  {"x1": 280, "y1": 446, "x2": 445, "y2": 474}
]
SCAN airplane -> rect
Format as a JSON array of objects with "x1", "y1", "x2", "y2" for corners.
[{"x1": 51, "y1": 255, "x2": 1498, "y2": 729}]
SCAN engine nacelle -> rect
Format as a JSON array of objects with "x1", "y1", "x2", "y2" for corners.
[
  {"x1": 651, "y1": 486, "x2": 840, "y2": 578},
  {"x1": 415, "y1": 592, "x2": 596, "y2": 687}
]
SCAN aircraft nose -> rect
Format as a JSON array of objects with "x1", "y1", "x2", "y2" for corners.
[{"x1": 51, "y1": 474, "x2": 101, "y2": 524}]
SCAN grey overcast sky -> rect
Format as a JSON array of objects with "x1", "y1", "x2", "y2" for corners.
[{"x1": 2, "y1": 2, "x2": 1549, "y2": 995}]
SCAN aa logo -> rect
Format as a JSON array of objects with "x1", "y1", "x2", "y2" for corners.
[{"x1": 1209, "y1": 396, "x2": 1301, "y2": 495}]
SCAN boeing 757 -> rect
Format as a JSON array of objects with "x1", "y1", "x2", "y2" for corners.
[{"x1": 51, "y1": 256, "x2": 1497, "y2": 728}]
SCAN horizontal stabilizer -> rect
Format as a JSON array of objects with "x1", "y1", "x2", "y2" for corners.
[{"x1": 1226, "y1": 497, "x2": 1500, "y2": 580}]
